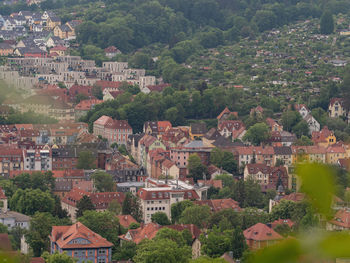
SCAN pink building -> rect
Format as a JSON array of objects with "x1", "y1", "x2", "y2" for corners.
[{"x1": 93, "y1": 115, "x2": 132, "y2": 145}]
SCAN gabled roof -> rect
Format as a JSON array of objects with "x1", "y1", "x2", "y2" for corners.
[
  {"x1": 329, "y1": 209, "x2": 350, "y2": 229},
  {"x1": 116, "y1": 215, "x2": 137, "y2": 228},
  {"x1": 217, "y1": 107, "x2": 238, "y2": 120},
  {"x1": 51, "y1": 222, "x2": 113, "y2": 249},
  {"x1": 274, "y1": 146, "x2": 292, "y2": 155},
  {"x1": 194, "y1": 198, "x2": 241, "y2": 212},
  {"x1": 243, "y1": 223, "x2": 282, "y2": 241},
  {"x1": 329, "y1": 98, "x2": 345, "y2": 107},
  {"x1": 312, "y1": 126, "x2": 334, "y2": 143},
  {"x1": 270, "y1": 219, "x2": 295, "y2": 229},
  {"x1": 190, "y1": 123, "x2": 207, "y2": 134}
]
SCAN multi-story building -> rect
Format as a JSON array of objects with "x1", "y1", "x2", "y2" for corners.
[
  {"x1": 50, "y1": 222, "x2": 113, "y2": 263},
  {"x1": 93, "y1": 115, "x2": 132, "y2": 145},
  {"x1": 137, "y1": 187, "x2": 199, "y2": 224},
  {"x1": 329, "y1": 98, "x2": 347, "y2": 118},
  {"x1": 23, "y1": 147, "x2": 52, "y2": 171},
  {"x1": 0, "y1": 148, "x2": 23, "y2": 178}
]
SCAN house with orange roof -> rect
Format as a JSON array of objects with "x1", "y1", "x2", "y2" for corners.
[
  {"x1": 244, "y1": 164, "x2": 289, "y2": 191},
  {"x1": 217, "y1": 120, "x2": 246, "y2": 141},
  {"x1": 116, "y1": 215, "x2": 137, "y2": 228},
  {"x1": 217, "y1": 107, "x2": 238, "y2": 124},
  {"x1": 0, "y1": 147, "x2": 23, "y2": 178},
  {"x1": 291, "y1": 145, "x2": 326, "y2": 164},
  {"x1": 137, "y1": 134, "x2": 166, "y2": 169},
  {"x1": 265, "y1": 118, "x2": 283, "y2": 132},
  {"x1": 143, "y1": 121, "x2": 172, "y2": 137},
  {"x1": 326, "y1": 209, "x2": 350, "y2": 231},
  {"x1": 197, "y1": 179, "x2": 223, "y2": 189},
  {"x1": 194, "y1": 198, "x2": 241, "y2": 212},
  {"x1": 269, "y1": 219, "x2": 295, "y2": 229},
  {"x1": 243, "y1": 223, "x2": 283, "y2": 250},
  {"x1": 75, "y1": 99, "x2": 103, "y2": 120},
  {"x1": 250, "y1": 106, "x2": 264, "y2": 118},
  {"x1": 50, "y1": 222, "x2": 113, "y2": 263},
  {"x1": 61, "y1": 188, "x2": 125, "y2": 221},
  {"x1": 326, "y1": 144, "x2": 346, "y2": 164}
]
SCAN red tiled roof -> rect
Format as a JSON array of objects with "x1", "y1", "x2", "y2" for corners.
[
  {"x1": 197, "y1": 179, "x2": 223, "y2": 189},
  {"x1": 75, "y1": 99, "x2": 103, "y2": 111},
  {"x1": 329, "y1": 98, "x2": 344, "y2": 107},
  {"x1": 281, "y1": 193, "x2": 305, "y2": 202},
  {"x1": 312, "y1": 126, "x2": 334, "y2": 143},
  {"x1": 329, "y1": 209, "x2": 350, "y2": 229},
  {"x1": 95, "y1": 81, "x2": 123, "y2": 89},
  {"x1": 147, "y1": 84, "x2": 170, "y2": 92},
  {"x1": 243, "y1": 223, "x2": 282, "y2": 241},
  {"x1": 104, "y1": 46, "x2": 119, "y2": 53},
  {"x1": 116, "y1": 215, "x2": 137, "y2": 228},
  {"x1": 50, "y1": 45, "x2": 67, "y2": 51},
  {"x1": 119, "y1": 223, "x2": 161, "y2": 244},
  {"x1": 194, "y1": 198, "x2": 241, "y2": 212},
  {"x1": 51, "y1": 222, "x2": 113, "y2": 249},
  {"x1": 94, "y1": 115, "x2": 131, "y2": 130},
  {"x1": 270, "y1": 219, "x2": 295, "y2": 229}
]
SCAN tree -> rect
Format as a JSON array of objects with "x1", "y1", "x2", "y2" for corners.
[
  {"x1": 243, "y1": 123, "x2": 270, "y2": 146},
  {"x1": 292, "y1": 120, "x2": 309, "y2": 138},
  {"x1": 91, "y1": 171, "x2": 114, "y2": 192},
  {"x1": 26, "y1": 212, "x2": 71, "y2": 257},
  {"x1": 281, "y1": 111, "x2": 302, "y2": 132},
  {"x1": 210, "y1": 148, "x2": 238, "y2": 174},
  {"x1": 179, "y1": 205, "x2": 211, "y2": 228},
  {"x1": 151, "y1": 212, "x2": 171, "y2": 225},
  {"x1": 76, "y1": 195, "x2": 95, "y2": 218},
  {"x1": 200, "y1": 227, "x2": 230, "y2": 258},
  {"x1": 187, "y1": 154, "x2": 208, "y2": 183},
  {"x1": 133, "y1": 239, "x2": 191, "y2": 263},
  {"x1": 320, "y1": 10, "x2": 334, "y2": 35},
  {"x1": 294, "y1": 135, "x2": 313, "y2": 146},
  {"x1": 42, "y1": 251, "x2": 76, "y2": 263},
  {"x1": 92, "y1": 85, "x2": 103, "y2": 100},
  {"x1": 230, "y1": 227, "x2": 247, "y2": 258},
  {"x1": 78, "y1": 210, "x2": 121, "y2": 246},
  {"x1": 76, "y1": 151, "x2": 96, "y2": 169},
  {"x1": 171, "y1": 200, "x2": 194, "y2": 224},
  {"x1": 10, "y1": 189, "x2": 55, "y2": 215},
  {"x1": 12, "y1": 171, "x2": 55, "y2": 191},
  {"x1": 107, "y1": 200, "x2": 122, "y2": 215},
  {"x1": 122, "y1": 193, "x2": 142, "y2": 222},
  {"x1": 113, "y1": 241, "x2": 137, "y2": 261}
]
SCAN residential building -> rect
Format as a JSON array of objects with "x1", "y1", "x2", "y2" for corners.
[
  {"x1": 217, "y1": 107, "x2": 238, "y2": 124},
  {"x1": 116, "y1": 215, "x2": 137, "y2": 229},
  {"x1": 50, "y1": 222, "x2": 113, "y2": 263},
  {"x1": 243, "y1": 223, "x2": 283, "y2": 250},
  {"x1": 328, "y1": 98, "x2": 347, "y2": 118},
  {"x1": 312, "y1": 126, "x2": 336, "y2": 147},
  {"x1": 93, "y1": 115, "x2": 132, "y2": 145},
  {"x1": 194, "y1": 198, "x2": 241, "y2": 212},
  {"x1": 143, "y1": 121, "x2": 172, "y2": 136},
  {"x1": 327, "y1": 209, "x2": 350, "y2": 231},
  {"x1": 137, "y1": 187, "x2": 199, "y2": 223},
  {"x1": 0, "y1": 147, "x2": 23, "y2": 178},
  {"x1": 273, "y1": 146, "x2": 292, "y2": 166},
  {"x1": 23, "y1": 147, "x2": 52, "y2": 171},
  {"x1": 189, "y1": 123, "x2": 207, "y2": 140}
]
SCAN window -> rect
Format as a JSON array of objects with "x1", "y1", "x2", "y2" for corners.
[
  {"x1": 98, "y1": 258, "x2": 106, "y2": 263},
  {"x1": 99, "y1": 249, "x2": 106, "y2": 255}
]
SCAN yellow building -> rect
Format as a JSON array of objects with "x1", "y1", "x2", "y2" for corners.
[
  {"x1": 189, "y1": 123, "x2": 207, "y2": 140},
  {"x1": 312, "y1": 126, "x2": 336, "y2": 147}
]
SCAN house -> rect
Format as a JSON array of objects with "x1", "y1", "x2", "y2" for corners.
[
  {"x1": 116, "y1": 215, "x2": 137, "y2": 228},
  {"x1": 0, "y1": 147, "x2": 23, "y2": 178},
  {"x1": 270, "y1": 131, "x2": 297, "y2": 146},
  {"x1": 269, "y1": 219, "x2": 295, "y2": 229},
  {"x1": 291, "y1": 145, "x2": 326, "y2": 164},
  {"x1": 104, "y1": 46, "x2": 121, "y2": 59},
  {"x1": 265, "y1": 118, "x2": 283, "y2": 132},
  {"x1": 189, "y1": 123, "x2": 207, "y2": 140},
  {"x1": 250, "y1": 105, "x2": 264, "y2": 117},
  {"x1": 50, "y1": 222, "x2": 113, "y2": 263},
  {"x1": 23, "y1": 148, "x2": 52, "y2": 171},
  {"x1": 243, "y1": 223, "x2": 283, "y2": 250},
  {"x1": 312, "y1": 126, "x2": 336, "y2": 147},
  {"x1": 304, "y1": 114, "x2": 320, "y2": 134},
  {"x1": 244, "y1": 164, "x2": 289, "y2": 191},
  {"x1": 49, "y1": 45, "x2": 67, "y2": 56},
  {"x1": 137, "y1": 135, "x2": 166, "y2": 169},
  {"x1": 217, "y1": 120, "x2": 246, "y2": 141},
  {"x1": 61, "y1": 188, "x2": 125, "y2": 221},
  {"x1": 14, "y1": 47, "x2": 47, "y2": 57},
  {"x1": 53, "y1": 24, "x2": 73, "y2": 39},
  {"x1": 46, "y1": 12, "x2": 61, "y2": 30},
  {"x1": 102, "y1": 90, "x2": 123, "y2": 101},
  {"x1": 75, "y1": 99, "x2": 103, "y2": 120},
  {"x1": 294, "y1": 104, "x2": 309, "y2": 118},
  {"x1": 328, "y1": 98, "x2": 347, "y2": 118},
  {"x1": 93, "y1": 115, "x2": 132, "y2": 145},
  {"x1": 0, "y1": 42, "x2": 13, "y2": 56},
  {"x1": 326, "y1": 144, "x2": 346, "y2": 164},
  {"x1": 143, "y1": 121, "x2": 172, "y2": 136},
  {"x1": 327, "y1": 209, "x2": 350, "y2": 231},
  {"x1": 217, "y1": 107, "x2": 238, "y2": 124},
  {"x1": 194, "y1": 198, "x2": 241, "y2": 212},
  {"x1": 273, "y1": 146, "x2": 293, "y2": 166}
]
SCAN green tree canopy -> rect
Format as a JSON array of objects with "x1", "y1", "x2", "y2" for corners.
[
  {"x1": 320, "y1": 10, "x2": 334, "y2": 35},
  {"x1": 76, "y1": 195, "x2": 95, "y2": 218},
  {"x1": 122, "y1": 192, "x2": 143, "y2": 222},
  {"x1": 179, "y1": 205, "x2": 211, "y2": 228},
  {"x1": 243, "y1": 123, "x2": 270, "y2": 146},
  {"x1": 76, "y1": 151, "x2": 96, "y2": 169},
  {"x1": 187, "y1": 154, "x2": 209, "y2": 183},
  {"x1": 91, "y1": 171, "x2": 115, "y2": 192},
  {"x1": 151, "y1": 212, "x2": 171, "y2": 225}
]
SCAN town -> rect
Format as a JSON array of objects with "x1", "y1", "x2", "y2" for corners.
[{"x1": 0, "y1": 0, "x2": 350, "y2": 263}]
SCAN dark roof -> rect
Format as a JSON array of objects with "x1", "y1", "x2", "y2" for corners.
[
  {"x1": 212, "y1": 136, "x2": 237, "y2": 147},
  {"x1": 0, "y1": 42, "x2": 13, "y2": 50},
  {"x1": 191, "y1": 122, "x2": 207, "y2": 134},
  {"x1": 274, "y1": 146, "x2": 292, "y2": 155}
]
